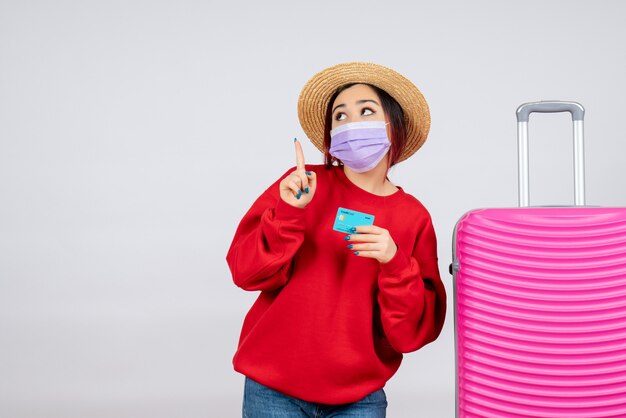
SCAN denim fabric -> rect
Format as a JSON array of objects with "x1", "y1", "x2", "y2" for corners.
[{"x1": 242, "y1": 377, "x2": 387, "y2": 418}]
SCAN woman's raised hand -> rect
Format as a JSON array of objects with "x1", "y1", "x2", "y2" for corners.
[{"x1": 279, "y1": 139, "x2": 317, "y2": 209}]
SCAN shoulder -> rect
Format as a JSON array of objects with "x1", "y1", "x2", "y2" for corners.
[
  {"x1": 396, "y1": 190, "x2": 434, "y2": 227},
  {"x1": 398, "y1": 190, "x2": 431, "y2": 216}
]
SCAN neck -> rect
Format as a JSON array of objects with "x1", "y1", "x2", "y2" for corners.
[{"x1": 342, "y1": 156, "x2": 396, "y2": 196}]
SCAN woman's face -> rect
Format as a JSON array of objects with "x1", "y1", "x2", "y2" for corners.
[{"x1": 330, "y1": 84, "x2": 387, "y2": 130}]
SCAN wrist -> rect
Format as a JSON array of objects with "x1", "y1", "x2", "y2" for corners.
[
  {"x1": 276, "y1": 197, "x2": 307, "y2": 219},
  {"x1": 380, "y1": 242, "x2": 398, "y2": 264}
]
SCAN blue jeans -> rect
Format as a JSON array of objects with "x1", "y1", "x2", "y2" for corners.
[{"x1": 242, "y1": 377, "x2": 387, "y2": 417}]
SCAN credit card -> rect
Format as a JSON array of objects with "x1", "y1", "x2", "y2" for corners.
[{"x1": 333, "y1": 207, "x2": 375, "y2": 234}]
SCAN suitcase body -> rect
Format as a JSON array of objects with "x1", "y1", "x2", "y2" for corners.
[{"x1": 452, "y1": 102, "x2": 626, "y2": 417}]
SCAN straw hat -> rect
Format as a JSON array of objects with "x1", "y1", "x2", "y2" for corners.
[{"x1": 297, "y1": 62, "x2": 431, "y2": 163}]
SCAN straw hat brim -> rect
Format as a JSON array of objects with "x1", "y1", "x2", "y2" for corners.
[{"x1": 297, "y1": 62, "x2": 430, "y2": 163}]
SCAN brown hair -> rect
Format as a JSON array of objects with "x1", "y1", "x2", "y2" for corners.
[{"x1": 323, "y1": 83, "x2": 407, "y2": 173}]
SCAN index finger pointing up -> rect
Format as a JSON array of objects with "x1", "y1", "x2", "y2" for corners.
[{"x1": 294, "y1": 138, "x2": 305, "y2": 171}]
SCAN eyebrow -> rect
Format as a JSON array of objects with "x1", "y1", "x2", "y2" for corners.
[{"x1": 332, "y1": 99, "x2": 380, "y2": 115}]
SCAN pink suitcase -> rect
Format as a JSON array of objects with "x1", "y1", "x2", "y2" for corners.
[{"x1": 452, "y1": 101, "x2": 626, "y2": 418}]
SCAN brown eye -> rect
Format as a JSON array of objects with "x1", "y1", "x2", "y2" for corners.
[{"x1": 335, "y1": 112, "x2": 347, "y2": 121}]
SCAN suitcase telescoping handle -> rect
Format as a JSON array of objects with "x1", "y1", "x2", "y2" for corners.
[{"x1": 515, "y1": 101, "x2": 586, "y2": 207}]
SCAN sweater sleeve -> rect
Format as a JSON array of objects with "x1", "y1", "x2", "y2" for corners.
[
  {"x1": 376, "y1": 214, "x2": 447, "y2": 353},
  {"x1": 226, "y1": 166, "x2": 307, "y2": 292}
]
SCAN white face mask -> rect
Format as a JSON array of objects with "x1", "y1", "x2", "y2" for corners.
[{"x1": 329, "y1": 121, "x2": 390, "y2": 173}]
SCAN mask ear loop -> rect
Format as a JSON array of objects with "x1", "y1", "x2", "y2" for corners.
[{"x1": 383, "y1": 120, "x2": 393, "y2": 180}]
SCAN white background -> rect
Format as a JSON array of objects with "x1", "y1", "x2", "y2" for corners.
[{"x1": 1, "y1": 1, "x2": 625, "y2": 417}]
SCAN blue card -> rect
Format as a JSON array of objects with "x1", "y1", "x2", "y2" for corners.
[{"x1": 333, "y1": 207, "x2": 375, "y2": 234}]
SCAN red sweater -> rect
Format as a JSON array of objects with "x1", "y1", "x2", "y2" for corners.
[{"x1": 226, "y1": 164, "x2": 446, "y2": 404}]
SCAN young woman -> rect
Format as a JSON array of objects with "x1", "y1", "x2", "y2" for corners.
[{"x1": 226, "y1": 62, "x2": 447, "y2": 417}]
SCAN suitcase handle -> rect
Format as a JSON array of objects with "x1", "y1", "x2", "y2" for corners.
[
  {"x1": 515, "y1": 101, "x2": 586, "y2": 207},
  {"x1": 516, "y1": 101, "x2": 585, "y2": 122}
]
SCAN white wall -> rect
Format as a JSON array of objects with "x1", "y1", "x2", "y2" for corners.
[{"x1": 1, "y1": 0, "x2": 625, "y2": 417}]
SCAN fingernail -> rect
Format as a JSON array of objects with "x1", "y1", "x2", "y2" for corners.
[
  {"x1": 305, "y1": 171, "x2": 312, "y2": 175},
  {"x1": 294, "y1": 137, "x2": 297, "y2": 142},
  {"x1": 346, "y1": 244, "x2": 353, "y2": 249},
  {"x1": 344, "y1": 235, "x2": 350, "y2": 240},
  {"x1": 304, "y1": 187, "x2": 309, "y2": 194},
  {"x1": 354, "y1": 251, "x2": 359, "y2": 255},
  {"x1": 349, "y1": 227, "x2": 357, "y2": 232},
  {"x1": 296, "y1": 191, "x2": 302, "y2": 199}
]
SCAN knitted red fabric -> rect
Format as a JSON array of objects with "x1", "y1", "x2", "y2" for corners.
[{"x1": 226, "y1": 164, "x2": 446, "y2": 404}]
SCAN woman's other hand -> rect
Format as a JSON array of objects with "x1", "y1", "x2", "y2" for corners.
[
  {"x1": 279, "y1": 139, "x2": 317, "y2": 209},
  {"x1": 344, "y1": 225, "x2": 398, "y2": 264}
]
